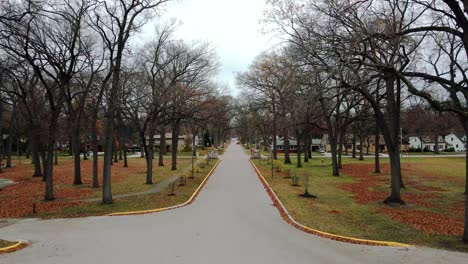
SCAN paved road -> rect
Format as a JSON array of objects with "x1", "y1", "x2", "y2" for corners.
[{"x1": 1, "y1": 144, "x2": 467, "y2": 264}]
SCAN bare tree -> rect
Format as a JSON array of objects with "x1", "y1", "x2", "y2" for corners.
[{"x1": 90, "y1": 0, "x2": 170, "y2": 203}]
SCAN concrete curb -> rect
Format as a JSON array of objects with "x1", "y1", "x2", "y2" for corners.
[
  {"x1": 0, "y1": 241, "x2": 27, "y2": 254},
  {"x1": 249, "y1": 160, "x2": 411, "y2": 247},
  {"x1": 106, "y1": 160, "x2": 222, "y2": 216}
]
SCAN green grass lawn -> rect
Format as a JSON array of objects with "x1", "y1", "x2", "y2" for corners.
[
  {"x1": 253, "y1": 156, "x2": 468, "y2": 252},
  {"x1": 38, "y1": 160, "x2": 218, "y2": 218},
  {"x1": 89, "y1": 159, "x2": 192, "y2": 198}
]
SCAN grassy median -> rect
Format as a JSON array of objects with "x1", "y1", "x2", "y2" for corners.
[
  {"x1": 253, "y1": 156, "x2": 468, "y2": 252},
  {"x1": 38, "y1": 159, "x2": 218, "y2": 218}
]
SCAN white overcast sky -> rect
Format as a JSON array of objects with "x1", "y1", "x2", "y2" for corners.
[{"x1": 143, "y1": 0, "x2": 272, "y2": 97}]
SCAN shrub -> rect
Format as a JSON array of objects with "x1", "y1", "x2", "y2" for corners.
[
  {"x1": 409, "y1": 147, "x2": 422, "y2": 152},
  {"x1": 291, "y1": 174, "x2": 300, "y2": 186},
  {"x1": 444, "y1": 147, "x2": 455, "y2": 152}
]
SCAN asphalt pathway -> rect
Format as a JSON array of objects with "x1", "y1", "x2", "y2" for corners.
[{"x1": 1, "y1": 143, "x2": 467, "y2": 263}]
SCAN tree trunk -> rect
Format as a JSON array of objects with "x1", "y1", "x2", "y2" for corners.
[
  {"x1": 113, "y1": 141, "x2": 118, "y2": 163},
  {"x1": 304, "y1": 136, "x2": 310, "y2": 163},
  {"x1": 283, "y1": 129, "x2": 291, "y2": 164},
  {"x1": 44, "y1": 115, "x2": 60, "y2": 201},
  {"x1": 30, "y1": 125, "x2": 42, "y2": 177},
  {"x1": 91, "y1": 123, "x2": 99, "y2": 188},
  {"x1": 384, "y1": 149, "x2": 404, "y2": 204},
  {"x1": 330, "y1": 133, "x2": 339, "y2": 176},
  {"x1": 272, "y1": 101, "x2": 277, "y2": 160},
  {"x1": 159, "y1": 130, "x2": 166, "y2": 166},
  {"x1": 54, "y1": 143, "x2": 59, "y2": 165},
  {"x1": 460, "y1": 117, "x2": 468, "y2": 242},
  {"x1": 462, "y1": 119, "x2": 468, "y2": 195},
  {"x1": 25, "y1": 140, "x2": 30, "y2": 159},
  {"x1": 338, "y1": 128, "x2": 345, "y2": 169},
  {"x1": 101, "y1": 58, "x2": 122, "y2": 204},
  {"x1": 381, "y1": 75, "x2": 404, "y2": 205},
  {"x1": 366, "y1": 137, "x2": 370, "y2": 155},
  {"x1": 146, "y1": 124, "x2": 155, "y2": 184},
  {"x1": 434, "y1": 135, "x2": 439, "y2": 154},
  {"x1": 72, "y1": 120, "x2": 82, "y2": 185},
  {"x1": 140, "y1": 146, "x2": 145, "y2": 158},
  {"x1": 83, "y1": 142, "x2": 88, "y2": 160},
  {"x1": 6, "y1": 133, "x2": 12, "y2": 168},
  {"x1": 352, "y1": 132, "x2": 356, "y2": 158},
  {"x1": 123, "y1": 145, "x2": 128, "y2": 168},
  {"x1": 359, "y1": 134, "x2": 364, "y2": 161},
  {"x1": 40, "y1": 151, "x2": 46, "y2": 181},
  {"x1": 375, "y1": 126, "x2": 381, "y2": 173},
  {"x1": 171, "y1": 121, "x2": 180, "y2": 171},
  {"x1": 464, "y1": 189, "x2": 468, "y2": 242},
  {"x1": 296, "y1": 137, "x2": 302, "y2": 168}
]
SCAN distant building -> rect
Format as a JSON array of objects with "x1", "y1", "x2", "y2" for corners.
[
  {"x1": 408, "y1": 136, "x2": 447, "y2": 151},
  {"x1": 270, "y1": 137, "x2": 322, "y2": 153},
  {"x1": 444, "y1": 133, "x2": 466, "y2": 152},
  {"x1": 322, "y1": 134, "x2": 409, "y2": 153},
  {"x1": 151, "y1": 133, "x2": 189, "y2": 151}
]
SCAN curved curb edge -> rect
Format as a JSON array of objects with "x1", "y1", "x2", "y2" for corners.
[
  {"x1": 106, "y1": 159, "x2": 222, "y2": 216},
  {"x1": 249, "y1": 159, "x2": 411, "y2": 247},
  {"x1": 0, "y1": 241, "x2": 28, "y2": 254}
]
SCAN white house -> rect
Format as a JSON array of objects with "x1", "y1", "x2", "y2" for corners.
[
  {"x1": 408, "y1": 136, "x2": 446, "y2": 151},
  {"x1": 445, "y1": 133, "x2": 466, "y2": 152}
]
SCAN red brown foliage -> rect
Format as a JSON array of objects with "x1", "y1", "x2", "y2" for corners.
[
  {"x1": 0, "y1": 159, "x2": 145, "y2": 218},
  {"x1": 378, "y1": 208, "x2": 463, "y2": 235},
  {"x1": 341, "y1": 162, "x2": 464, "y2": 236}
]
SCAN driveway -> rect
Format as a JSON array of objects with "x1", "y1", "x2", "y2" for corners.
[{"x1": 1, "y1": 143, "x2": 467, "y2": 263}]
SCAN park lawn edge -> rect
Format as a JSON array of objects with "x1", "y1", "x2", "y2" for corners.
[
  {"x1": 107, "y1": 159, "x2": 222, "y2": 216},
  {"x1": 249, "y1": 159, "x2": 410, "y2": 247}
]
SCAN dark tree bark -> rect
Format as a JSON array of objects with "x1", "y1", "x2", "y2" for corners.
[
  {"x1": 113, "y1": 141, "x2": 119, "y2": 163},
  {"x1": 40, "y1": 151, "x2": 46, "y2": 181},
  {"x1": 44, "y1": 113, "x2": 61, "y2": 201},
  {"x1": 159, "y1": 130, "x2": 166, "y2": 166},
  {"x1": 272, "y1": 97, "x2": 278, "y2": 160},
  {"x1": 434, "y1": 134, "x2": 439, "y2": 154},
  {"x1": 338, "y1": 127, "x2": 346, "y2": 168},
  {"x1": 72, "y1": 121, "x2": 82, "y2": 185},
  {"x1": 352, "y1": 132, "x2": 356, "y2": 158},
  {"x1": 380, "y1": 75, "x2": 404, "y2": 204},
  {"x1": 359, "y1": 134, "x2": 364, "y2": 161},
  {"x1": 283, "y1": 128, "x2": 291, "y2": 164},
  {"x1": 375, "y1": 126, "x2": 381, "y2": 173},
  {"x1": 304, "y1": 135, "x2": 310, "y2": 163},
  {"x1": 146, "y1": 124, "x2": 155, "y2": 184},
  {"x1": 296, "y1": 136, "x2": 302, "y2": 168},
  {"x1": 123, "y1": 145, "x2": 128, "y2": 168},
  {"x1": 30, "y1": 125, "x2": 42, "y2": 177},
  {"x1": 5, "y1": 128, "x2": 13, "y2": 169},
  {"x1": 91, "y1": 124, "x2": 99, "y2": 188},
  {"x1": 171, "y1": 121, "x2": 180, "y2": 170}
]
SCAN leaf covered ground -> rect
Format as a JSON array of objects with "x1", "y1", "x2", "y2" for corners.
[{"x1": 0, "y1": 156, "x2": 190, "y2": 218}]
